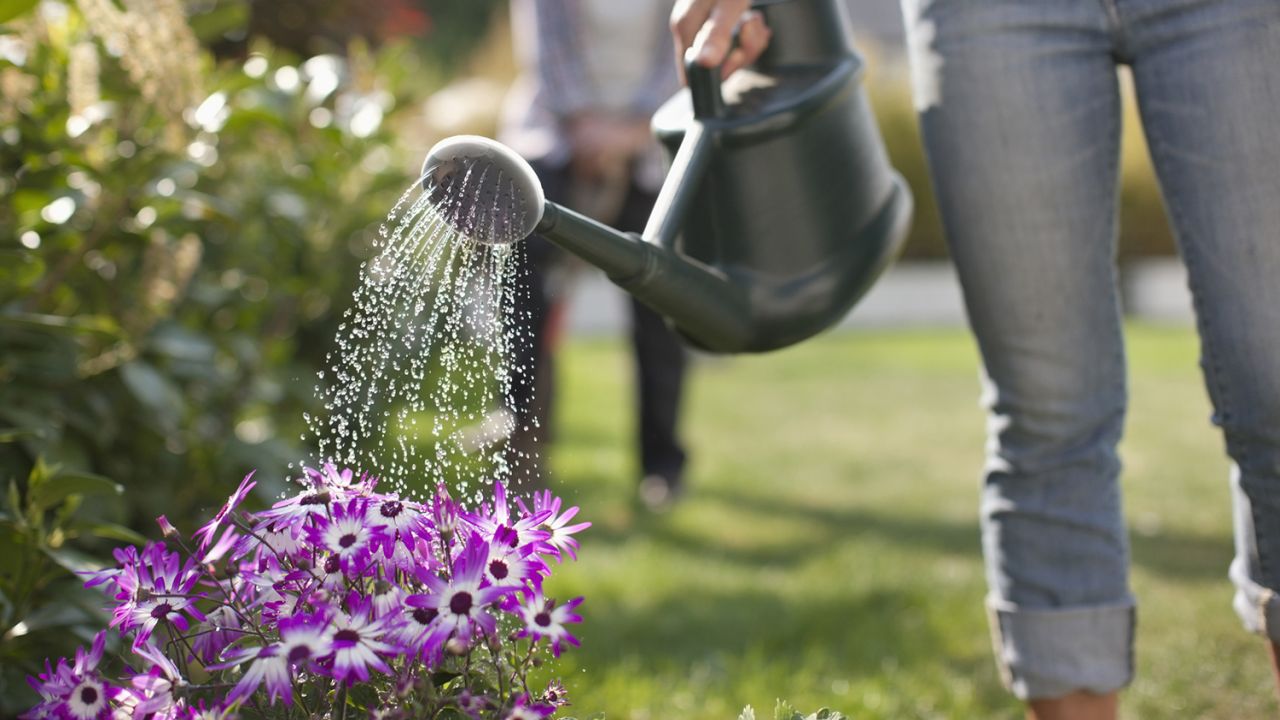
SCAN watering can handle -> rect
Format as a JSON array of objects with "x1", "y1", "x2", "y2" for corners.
[{"x1": 685, "y1": 54, "x2": 726, "y2": 120}]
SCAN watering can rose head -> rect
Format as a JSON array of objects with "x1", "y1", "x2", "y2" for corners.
[
  {"x1": 421, "y1": 135, "x2": 546, "y2": 246},
  {"x1": 24, "y1": 465, "x2": 589, "y2": 719}
]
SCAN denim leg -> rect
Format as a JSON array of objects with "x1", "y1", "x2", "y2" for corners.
[
  {"x1": 1122, "y1": 0, "x2": 1280, "y2": 640},
  {"x1": 902, "y1": 0, "x2": 1135, "y2": 699}
]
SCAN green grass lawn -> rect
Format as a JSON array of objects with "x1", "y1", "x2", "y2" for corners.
[{"x1": 531, "y1": 324, "x2": 1275, "y2": 719}]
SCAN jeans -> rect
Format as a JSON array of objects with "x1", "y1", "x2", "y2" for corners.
[{"x1": 901, "y1": 0, "x2": 1280, "y2": 700}]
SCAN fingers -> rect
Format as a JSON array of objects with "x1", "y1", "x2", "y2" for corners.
[
  {"x1": 671, "y1": 0, "x2": 750, "y2": 82},
  {"x1": 721, "y1": 10, "x2": 770, "y2": 79},
  {"x1": 693, "y1": 0, "x2": 751, "y2": 67}
]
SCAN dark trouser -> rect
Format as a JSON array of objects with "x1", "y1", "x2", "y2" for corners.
[{"x1": 507, "y1": 161, "x2": 688, "y2": 481}]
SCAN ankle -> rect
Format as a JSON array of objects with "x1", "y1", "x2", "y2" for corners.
[{"x1": 1026, "y1": 690, "x2": 1118, "y2": 720}]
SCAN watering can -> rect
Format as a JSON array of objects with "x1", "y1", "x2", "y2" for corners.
[{"x1": 421, "y1": 0, "x2": 911, "y2": 353}]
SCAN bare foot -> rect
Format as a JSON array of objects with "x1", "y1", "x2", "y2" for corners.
[{"x1": 1027, "y1": 691, "x2": 1118, "y2": 720}]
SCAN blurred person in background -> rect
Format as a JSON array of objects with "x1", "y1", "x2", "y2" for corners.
[
  {"x1": 499, "y1": 0, "x2": 690, "y2": 510},
  {"x1": 672, "y1": 0, "x2": 1280, "y2": 718}
]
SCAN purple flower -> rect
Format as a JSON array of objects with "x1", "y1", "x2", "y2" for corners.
[
  {"x1": 193, "y1": 472, "x2": 256, "y2": 552},
  {"x1": 464, "y1": 481, "x2": 551, "y2": 554},
  {"x1": 303, "y1": 462, "x2": 359, "y2": 491},
  {"x1": 190, "y1": 605, "x2": 240, "y2": 665},
  {"x1": 253, "y1": 489, "x2": 330, "y2": 535},
  {"x1": 429, "y1": 483, "x2": 461, "y2": 538},
  {"x1": 100, "y1": 542, "x2": 205, "y2": 648},
  {"x1": 483, "y1": 526, "x2": 547, "y2": 591},
  {"x1": 20, "y1": 632, "x2": 122, "y2": 720},
  {"x1": 305, "y1": 497, "x2": 386, "y2": 574},
  {"x1": 503, "y1": 694, "x2": 556, "y2": 720},
  {"x1": 326, "y1": 595, "x2": 397, "y2": 685},
  {"x1": 518, "y1": 489, "x2": 591, "y2": 562},
  {"x1": 516, "y1": 594, "x2": 583, "y2": 657},
  {"x1": 370, "y1": 494, "x2": 432, "y2": 564},
  {"x1": 216, "y1": 610, "x2": 331, "y2": 707},
  {"x1": 127, "y1": 668, "x2": 179, "y2": 717},
  {"x1": 404, "y1": 532, "x2": 519, "y2": 653},
  {"x1": 455, "y1": 690, "x2": 492, "y2": 719}
]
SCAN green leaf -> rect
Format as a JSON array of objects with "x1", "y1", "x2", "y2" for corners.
[
  {"x1": 28, "y1": 470, "x2": 122, "y2": 513},
  {"x1": 119, "y1": 360, "x2": 187, "y2": 432},
  {"x1": 72, "y1": 521, "x2": 146, "y2": 545},
  {"x1": 0, "y1": 0, "x2": 40, "y2": 24},
  {"x1": 42, "y1": 546, "x2": 103, "y2": 574},
  {"x1": 7, "y1": 600, "x2": 90, "y2": 637},
  {"x1": 5, "y1": 479, "x2": 21, "y2": 520},
  {"x1": 0, "y1": 427, "x2": 39, "y2": 443},
  {"x1": 0, "y1": 312, "x2": 122, "y2": 339}
]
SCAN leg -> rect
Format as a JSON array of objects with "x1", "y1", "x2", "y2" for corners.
[
  {"x1": 903, "y1": 0, "x2": 1133, "y2": 703},
  {"x1": 505, "y1": 162, "x2": 572, "y2": 485},
  {"x1": 1125, "y1": 0, "x2": 1280, "y2": 668},
  {"x1": 613, "y1": 180, "x2": 689, "y2": 504}
]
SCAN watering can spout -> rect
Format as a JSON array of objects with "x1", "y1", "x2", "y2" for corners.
[
  {"x1": 420, "y1": 133, "x2": 755, "y2": 352},
  {"x1": 421, "y1": 0, "x2": 913, "y2": 353}
]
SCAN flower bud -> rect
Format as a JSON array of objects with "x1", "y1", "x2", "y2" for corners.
[
  {"x1": 156, "y1": 515, "x2": 179, "y2": 539},
  {"x1": 446, "y1": 638, "x2": 468, "y2": 656}
]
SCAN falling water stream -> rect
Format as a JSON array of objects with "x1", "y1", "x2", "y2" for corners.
[{"x1": 300, "y1": 163, "x2": 537, "y2": 502}]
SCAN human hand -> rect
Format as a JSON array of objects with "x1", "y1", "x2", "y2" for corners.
[
  {"x1": 670, "y1": 0, "x2": 771, "y2": 82},
  {"x1": 567, "y1": 112, "x2": 650, "y2": 181}
]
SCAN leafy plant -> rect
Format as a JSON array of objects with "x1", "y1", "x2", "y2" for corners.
[
  {"x1": 0, "y1": 458, "x2": 145, "y2": 709},
  {"x1": 0, "y1": 0, "x2": 465, "y2": 712}
]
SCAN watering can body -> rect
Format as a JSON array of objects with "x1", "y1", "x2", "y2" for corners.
[
  {"x1": 423, "y1": 0, "x2": 911, "y2": 354},
  {"x1": 645, "y1": 0, "x2": 911, "y2": 351}
]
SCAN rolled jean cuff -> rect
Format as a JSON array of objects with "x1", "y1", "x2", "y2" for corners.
[
  {"x1": 1230, "y1": 557, "x2": 1280, "y2": 642},
  {"x1": 987, "y1": 594, "x2": 1136, "y2": 700}
]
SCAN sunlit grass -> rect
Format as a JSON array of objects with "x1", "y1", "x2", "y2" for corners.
[{"x1": 536, "y1": 325, "x2": 1274, "y2": 719}]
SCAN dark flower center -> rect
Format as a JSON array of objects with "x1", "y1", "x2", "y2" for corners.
[
  {"x1": 301, "y1": 493, "x2": 327, "y2": 505},
  {"x1": 449, "y1": 591, "x2": 473, "y2": 616},
  {"x1": 338, "y1": 533, "x2": 357, "y2": 549},
  {"x1": 333, "y1": 628, "x2": 360, "y2": 644},
  {"x1": 150, "y1": 602, "x2": 173, "y2": 619},
  {"x1": 381, "y1": 501, "x2": 403, "y2": 518},
  {"x1": 324, "y1": 555, "x2": 341, "y2": 574},
  {"x1": 489, "y1": 559, "x2": 509, "y2": 580},
  {"x1": 287, "y1": 645, "x2": 312, "y2": 663},
  {"x1": 413, "y1": 607, "x2": 438, "y2": 626},
  {"x1": 79, "y1": 685, "x2": 99, "y2": 704},
  {"x1": 534, "y1": 611, "x2": 552, "y2": 628}
]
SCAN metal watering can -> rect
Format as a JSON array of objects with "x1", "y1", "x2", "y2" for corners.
[{"x1": 421, "y1": 0, "x2": 911, "y2": 353}]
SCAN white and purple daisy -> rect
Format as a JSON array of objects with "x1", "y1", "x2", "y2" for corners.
[
  {"x1": 516, "y1": 593, "x2": 583, "y2": 658},
  {"x1": 325, "y1": 595, "x2": 398, "y2": 685},
  {"x1": 192, "y1": 472, "x2": 256, "y2": 552},
  {"x1": 370, "y1": 494, "x2": 432, "y2": 568},
  {"x1": 20, "y1": 632, "x2": 122, "y2": 720},
  {"x1": 483, "y1": 525, "x2": 547, "y2": 591},
  {"x1": 517, "y1": 489, "x2": 592, "y2": 562},
  {"x1": 305, "y1": 497, "x2": 387, "y2": 574},
  {"x1": 217, "y1": 610, "x2": 331, "y2": 707},
  {"x1": 463, "y1": 481, "x2": 552, "y2": 554},
  {"x1": 104, "y1": 542, "x2": 206, "y2": 647},
  {"x1": 404, "y1": 532, "x2": 519, "y2": 654}
]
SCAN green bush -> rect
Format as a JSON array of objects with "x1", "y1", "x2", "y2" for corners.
[{"x1": 0, "y1": 1, "x2": 453, "y2": 709}]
